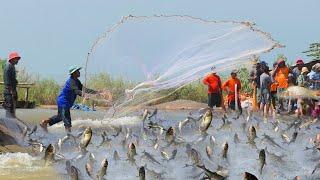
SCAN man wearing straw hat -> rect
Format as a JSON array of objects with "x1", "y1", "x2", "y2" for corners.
[
  {"x1": 249, "y1": 55, "x2": 262, "y2": 110},
  {"x1": 40, "y1": 65, "x2": 101, "y2": 132}
]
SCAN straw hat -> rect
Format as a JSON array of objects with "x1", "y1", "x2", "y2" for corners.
[
  {"x1": 301, "y1": 67, "x2": 309, "y2": 74},
  {"x1": 251, "y1": 55, "x2": 260, "y2": 65}
]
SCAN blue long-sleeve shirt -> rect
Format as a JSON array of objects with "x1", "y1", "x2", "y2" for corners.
[{"x1": 57, "y1": 77, "x2": 97, "y2": 108}]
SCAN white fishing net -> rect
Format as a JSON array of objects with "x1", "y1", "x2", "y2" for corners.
[{"x1": 84, "y1": 15, "x2": 282, "y2": 116}]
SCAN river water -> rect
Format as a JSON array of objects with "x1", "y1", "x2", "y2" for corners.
[{"x1": 0, "y1": 108, "x2": 319, "y2": 180}]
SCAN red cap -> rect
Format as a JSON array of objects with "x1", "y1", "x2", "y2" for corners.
[
  {"x1": 8, "y1": 52, "x2": 21, "y2": 62},
  {"x1": 296, "y1": 59, "x2": 304, "y2": 65}
]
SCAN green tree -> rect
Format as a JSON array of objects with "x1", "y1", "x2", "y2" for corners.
[{"x1": 303, "y1": 43, "x2": 320, "y2": 61}]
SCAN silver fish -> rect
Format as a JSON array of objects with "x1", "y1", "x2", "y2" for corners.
[
  {"x1": 165, "y1": 127, "x2": 175, "y2": 145},
  {"x1": 44, "y1": 144, "x2": 54, "y2": 166},
  {"x1": 259, "y1": 149, "x2": 266, "y2": 174},
  {"x1": 210, "y1": 135, "x2": 216, "y2": 147},
  {"x1": 178, "y1": 118, "x2": 191, "y2": 133},
  {"x1": 288, "y1": 132, "x2": 298, "y2": 144},
  {"x1": 262, "y1": 134, "x2": 284, "y2": 149},
  {"x1": 97, "y1": 158, "x2": 108, "y2": 180},
  {"x1": 80, "y1": 127, "x2": 92, "y2": 150},
  {"x1": 127, "y1": 143, "x2": 137, "y2": 165},
  {"x1": 148, "y1": 108, "x2": 158, "y2": 120},
  {"x1": 28, "y1": 125, "x2": 37, "y2": 136},
  {"x1": 199, "y1": 109, "x2": 213, "y2": 132},
  {"x1": 161, "y1": 151, "x2": 170, "y2": 161},
  {"x1": 89, "y1": 153, "x2": 96, "y2": 165},
  {"x1": 222, "y1": 142, "x2": 228, "y2": 159},
  {"x1": 244, "y1": 172, "x2": 258, "y2": 180},
  {"x1": 139, "y1": 166, "x2": 146, "y2": 180},
  {"x1": 281, "y1": 133, "x2": 290, "y2": 143},
  {"x1": 142, "y1": 109, "x2": 149, "y2": 123},
  {"x1": 190, "y1": 148, "x2": 202, "y2": 165},
  {"x1": 206, "y1": 146, "x2": 213, "y2": 159},
  {"x1": 169, "y1": 149, "x2": 177, "y2": 161},
  {"x1": 70, "y1": 166, "x2": 79, "y2": 180},
  {"x1": 113, "y1": 150, "x2": 120, "y2": 161},
  {"x1": 234, "y1": 133, "x2": 240, "y2": 144},
  {"x1": 196, "y1": 165, "x2": 226, "y2": 180},
  {"x1": 142, "y1": 150, "x2": 161, "y2": 165},
  {"x1": 85, "y1": 163, "x2": 94, "y2": 178}
]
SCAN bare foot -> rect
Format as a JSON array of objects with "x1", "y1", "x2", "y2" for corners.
[{"x1": 40, "y1": 120, "x2": 48, "y2": 133}]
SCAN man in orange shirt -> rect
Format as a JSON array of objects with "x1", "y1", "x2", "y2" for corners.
[
  {"x1": 222, "y1": 69, "x2": 242, "y2": 114},
  {"x1": 273, "y1": 58, "x2": 289, "y2": 111},
  {"x1": 203, "y1": 67, "x2": 224, "y2": 109},
  {"x1": 270, "y1": 62, "x2": 278, "y2": 111}
]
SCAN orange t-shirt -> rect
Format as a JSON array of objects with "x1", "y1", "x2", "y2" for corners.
[
  {"x1": 222, "y1": 77, "x2": 241, "y2": 101},
  {"x1": 275, "y1": 66, "x2": 289, "y2": 88},
  {"x1": 203, "y1": 74, "x2": 222, "y2": 93},
  {"x1": 270, "y1": 83, "x2": 278, "y2": 92}
]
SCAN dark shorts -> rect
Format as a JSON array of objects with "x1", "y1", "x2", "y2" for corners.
[
  {"x1": 228, "y1": 99, "x2": 242, "y2": 114},
  {"x1": 49, "y1": 107, "x2": 72, "y2": 128},
  {"x1": 208, "y1": 93, "x2": 221, "y2": 108},
  {"x1": 3, "y1": 93, "x2": 15, "y2": 114},
  {"x1": 260, "y1": 89, "x2": 271, "y2": 105},
  {"x1": 270, "y1": 91, "x2": 277, "y2": 99}
]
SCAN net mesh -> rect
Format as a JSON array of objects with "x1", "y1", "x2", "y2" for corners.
[{"x1": 84, "y1": 15, "x2": 283, "y2": 117}]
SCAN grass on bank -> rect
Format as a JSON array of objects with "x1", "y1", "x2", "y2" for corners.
[{"x1": 0, "y1": 64, "x2": 252, "y2": 106}]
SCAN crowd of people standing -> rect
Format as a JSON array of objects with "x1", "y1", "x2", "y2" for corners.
[{"x1": 203, "y1": 56, "x2": 320, "y2": 119}]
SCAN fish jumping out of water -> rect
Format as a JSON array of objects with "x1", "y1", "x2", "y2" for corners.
[
  {"x1": 44, "y1": 144, "x2": 54, "y2": 166},
  {"x1": 196, "y1": 165, "x2": 226, "y2": 180},
  {"x1": 28, "y1": 125, "x2": 37, "y2": 136},
  {"x1": 127, "y1": 143, "x2": 137, "y2": 165},
  {"x1": 148, "y1": 108, "x2": 158, "y2": 120},
  {"x1": 142, "y1": 150, "x2": 161, "y2": 165},
  {"x1": 70, "y1": 166, "x2": 79, "y2": 180},
  {"x1": 288, "y1": 132, "x2": 298, "y2": 144},
  {"x1": 259, "y1": 149, "x2": 266, "y2": 174},
  {"x1": 161, "y1": 151, "x2": 170, "y2": 161},
  {"x1": 206, "y1": 146, "x2": 213, "y2": 159},
  {"x1": 281, "y1": 133, "x2": 290, "y2": 143},
  {"x1": 79, "y1": 127, "x2": 92, "y2": 153},
  {"x1": 247, "y1": 126, "x2": 257, "y2": 147},
  {"x1": 85, "y1": 163, "x2": 94, "y2": 178},
  {"x1": 234, "y1": 133, "x2": 240, "y2": 144},
  {"x1": 113, "y1": 150, "x2": 120, "y2": 161},
  {"x1": 139, "y1": 166, "x2": 146, "y2": 180},
  {"x1": 165, "y1": 127, "x2": 175, "y2": 146},
  {"x1": 222, "y1": 142, "x2": 228, "y2": 159},
  {"x1": 199, "y1": 109, "x2": 213, "y2": 135},
  {"x1": 142, "y1": 109, "x2": 149, "y2": 125},
  {"x1": 262, "y1": 134, "x2": 284, "y2": 150},
  {"x1": 97, "y1": 158, "x2": 108, "y2": 180},
  {"x1": 244, "y1": 172, "x2": 258, "y2": 180},
  {"x1": 279, "y1": 86, "x2": 319, "y2": 100},
  {"x1": 169, "y1": 149, "x2": 177, "y2": 161}
]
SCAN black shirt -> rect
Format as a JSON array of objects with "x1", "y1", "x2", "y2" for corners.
[{"x1": 3, "y1": 63, "x2": 18, "y2": 94}]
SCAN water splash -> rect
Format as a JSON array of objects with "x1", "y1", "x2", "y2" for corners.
[{"x1": 84, "y1": 15, "x2": 283, "y2": 116}]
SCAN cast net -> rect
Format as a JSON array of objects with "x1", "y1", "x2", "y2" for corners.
[{"x1": 84, "y1": 15, "x2": 282, "y2": 117}]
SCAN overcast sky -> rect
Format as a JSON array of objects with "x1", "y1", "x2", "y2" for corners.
[{"x1": 0, "y1": 0, "x2": 319, "y2": 82}]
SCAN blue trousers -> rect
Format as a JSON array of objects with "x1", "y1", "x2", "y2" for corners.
[{"x1": 49, "y1": 107, "x2": 72, "y2": 128}]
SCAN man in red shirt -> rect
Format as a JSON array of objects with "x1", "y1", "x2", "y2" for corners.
[
  {"x1": 203, "y1": 67, "x2": 224, "y2": 109},
  {"x1": 222, "y1": 69, "x2": 242, "y2": 114}
]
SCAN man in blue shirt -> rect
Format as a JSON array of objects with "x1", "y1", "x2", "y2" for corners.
[{"x1": 40, "y1": 65, "x2": 99, "y2": 132}]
